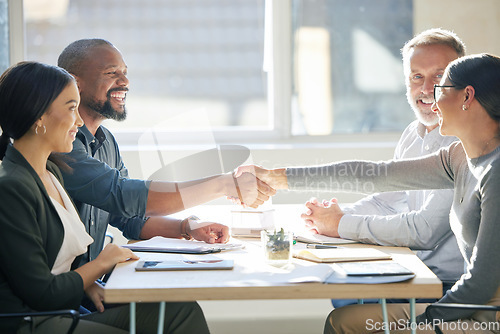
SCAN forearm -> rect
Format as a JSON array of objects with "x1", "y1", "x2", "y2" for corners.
[
  {"x1": 262, "y1": 168, "x2": 288, "y2": 189},
  {"x1": 340, "y1": 213, "x2": 439, "y2": 248},
  {"x1": 286, "y1": 154, "x2": 454, "y2": 194},
  {"x1": 340, "y1": 189, "x2": 454, "y2": 249},
  {"x1": 146, "y1": 173, "x2": 233, "y2": 215},
  {"x1": 139, "y1": 216, "x2": 183, "y2": 240},
  {"x1": 74, "y1": 260, "x2": 109, "y2": 290}
]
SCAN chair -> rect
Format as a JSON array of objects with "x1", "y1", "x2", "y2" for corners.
[
  {"x1": 0, "y1": 309, "x2": 80, "y2": 334},
  {"x1": 425, "y1": 303, "x2": 500, "y2": 334},
  {"x1": 105, "y1": 231, "x2": 114, "y2": 245}
]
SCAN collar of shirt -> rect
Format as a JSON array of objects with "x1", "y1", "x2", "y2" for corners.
[
  {"x1": 77, "y1": 124, "x2": 108, "y2": 156},
  {"x1": 416, "y1": 121, "x2": 457, "y2": 153}
]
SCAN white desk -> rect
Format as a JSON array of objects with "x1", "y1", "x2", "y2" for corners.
[{"x1": 104, "y1": 205, "x2": 442, "y2": 334}]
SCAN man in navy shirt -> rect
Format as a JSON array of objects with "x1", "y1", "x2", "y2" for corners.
[{"x1": 58, "y1": 38, "x2": 275, "y2": 264}]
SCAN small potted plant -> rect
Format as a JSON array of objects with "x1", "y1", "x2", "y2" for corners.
[{"x1": 261, "y1": 228, "x2": 293, "y2": 266}]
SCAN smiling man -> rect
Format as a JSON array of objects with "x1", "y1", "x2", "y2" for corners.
[{"x1": 57, "y1": 39, "x2": 275, "y2": 269}]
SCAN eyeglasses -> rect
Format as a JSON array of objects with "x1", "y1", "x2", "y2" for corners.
[{"x1": 433, "y1": 84, "x2": 456, "y2": 102}]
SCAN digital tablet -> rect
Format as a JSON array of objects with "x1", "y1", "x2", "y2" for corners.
[{"x1": 135, "y1": 259, "x2": 234, "y2": 271}]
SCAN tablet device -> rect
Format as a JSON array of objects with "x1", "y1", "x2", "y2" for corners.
[
  {"x1": 333, "y1": 261, "x2": 413, "y2": 276},
  {"x1": 135, "y1": 259, "x2": 234, "y2": 271}
]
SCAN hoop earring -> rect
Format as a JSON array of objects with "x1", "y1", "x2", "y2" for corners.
[{"x1": 35, "y1": 124, "x2": 46, "y2": 135}]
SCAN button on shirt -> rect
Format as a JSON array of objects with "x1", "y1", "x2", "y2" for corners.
[
  {"x1": 339, "y1": 120, "x2": 464, "y2": 283},
  {"x1": 61, "y1": 125, "x2": 150, "y2": 264}
]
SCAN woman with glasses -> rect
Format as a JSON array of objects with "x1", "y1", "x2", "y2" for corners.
[{"x1": 236, "y1": 53, "x2": 500, "y2": 333}]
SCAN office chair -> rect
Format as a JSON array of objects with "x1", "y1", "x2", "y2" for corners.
[
  {"x1": 0, "y1": 309, "x2": 80, "y2": 334},
  {"x1": 425, "y1": 303, "x2": 500, "y2": 334}
]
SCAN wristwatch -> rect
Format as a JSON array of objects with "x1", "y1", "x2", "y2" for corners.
[{"x1": 180, "y1": 215, "x2": 199, "y2": 240}]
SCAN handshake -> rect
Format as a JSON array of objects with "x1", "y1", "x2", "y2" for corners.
[
  {"x1": 231, "y1": 165, "x2": 343, "y2": 238},
  {"x1": 229, "y1": 165, "x2": 287, "y2": 208}
]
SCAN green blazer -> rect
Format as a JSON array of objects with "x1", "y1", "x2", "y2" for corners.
[{"x1": 0, "y1": 145, "x2": 84, "y2": 332}]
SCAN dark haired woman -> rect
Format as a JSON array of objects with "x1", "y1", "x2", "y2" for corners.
[{"x1": 0, "y1": 62, "x2": 209, "y2": 333}]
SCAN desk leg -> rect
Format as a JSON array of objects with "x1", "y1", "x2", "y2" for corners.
[
  {"x1": 157, "y1": 302, "x2": 166, "y2": 334},
  {"x1": 130, "y1": 302, "x2": 136, "y2": 334},
  {"x1": 410, "y1": 298, "x2": 416, "y2": 334},
  {"x1": 380, "y1": 298, "x2": 390, "y2": 334}
]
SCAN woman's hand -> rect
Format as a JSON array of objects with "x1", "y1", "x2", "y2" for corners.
[
  {"x1": 234, "y1": 165, "x2": 288, "y2": 190},
  {"x1": 75, "y1": 244, "x2": 139, "y2": 290},
  {"x1": 95, "y1": 244, "x2": 140, "y2": 273},
  {"x1": 230, "y1": 172, "x2": 276, "y2": 208},
  {"x1": 85, "y1": 281, "x2": 105, "y2": 313}
]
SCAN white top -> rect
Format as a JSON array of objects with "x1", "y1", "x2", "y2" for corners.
[{"x1": 49, "y1": 173, "x2": 93, "y2": 275}]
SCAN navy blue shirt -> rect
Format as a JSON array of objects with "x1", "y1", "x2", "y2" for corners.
[{"x1": 61, "y1": 124, "x2": 150, "y2": 264}]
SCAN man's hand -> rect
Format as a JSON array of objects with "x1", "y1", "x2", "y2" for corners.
[
  {"x1": 188, "y1": 221, "x2": 230, "y2": 244},
  {"x1": 301, "y1": 198, "x2": 344, "y2": 237},
  {"x1": 234, "y1": 165, "x2": 288, "y2": 190},
  {"x1": 85, "y1": 281, "x2": 105, "y2": 313},
  {"x1": 230, "y1": 171, "x2": 276, "y2": 208}
]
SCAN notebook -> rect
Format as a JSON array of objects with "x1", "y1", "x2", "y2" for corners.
[{"x1": 293, "y1": 247, "x2": 391, "y2": 263}]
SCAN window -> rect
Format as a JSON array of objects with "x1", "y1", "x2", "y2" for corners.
[
  {"x1": 19, "y1": 0, "x2": 500, "y2": 147},
  {"x1": 0, "y1": 0, "x2": 9, "y2": 73},
  {"x1": 24, "y1": 0, "x2": 270, "y2": 144},
  {"x1": 23, "y1": 0, "x2": 414, "y2": 144},
  {"x1": 291, "y1": 0, "x2": 413, "y2": 135}
]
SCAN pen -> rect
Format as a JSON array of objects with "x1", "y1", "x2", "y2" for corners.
[{"x1": 306, "y1": 244, "x2": 339, "y2": 249}]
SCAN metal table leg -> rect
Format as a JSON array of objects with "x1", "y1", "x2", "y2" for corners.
[
  {"x1": 157, "y1": 302, "x2": 166, "y2": 334},
  {"x1": 410, "y1": 298, "x2": 416, "y2": 334},
  {"x1": 380, "y1": 298, "x2": 390, "y2": 334},
  {"x1": 130, "y1": 302, "x2": 136, "y2": 334}
]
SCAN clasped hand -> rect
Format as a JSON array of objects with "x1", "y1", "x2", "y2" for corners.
[{"x1": 301, "y1": 197, "x2": 344, "y2": 237}]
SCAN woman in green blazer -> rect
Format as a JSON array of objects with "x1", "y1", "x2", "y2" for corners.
[{"x1": 0, "y1": 62, "x2": 209, "y2": 333}]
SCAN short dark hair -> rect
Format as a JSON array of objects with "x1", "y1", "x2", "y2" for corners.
[
  {"x1": 0, "y1": 61, "x2": 75, "y2": 159},
  {"x1": 447, "y1": 53, "x2": 500, "y2": 122},
  {"x1": 58, "y1": 38, "x2": 114, "y2": 75}
]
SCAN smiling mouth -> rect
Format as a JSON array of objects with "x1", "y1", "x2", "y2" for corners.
[
  {"x1": 418, "y1": 97, "x2": 434, "y2": 106},
  {"x1": 110, "y1": 90, "x2": 127, "y2": 103}
]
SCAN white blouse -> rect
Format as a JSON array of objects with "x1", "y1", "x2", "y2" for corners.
[{"x1": 49, "y1": 173, "x2": 93, "y2": 275}]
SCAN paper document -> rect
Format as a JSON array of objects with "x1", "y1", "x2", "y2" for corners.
[
  {"x1": 123, "y1": 236, "x2": 244, "y2": 254},
  {"x1": 294, "y1": 247, "x2": 391, "y2": 263},
  {"x1": 294, "y1": 233, "x2": 358, "y2": 245}
]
